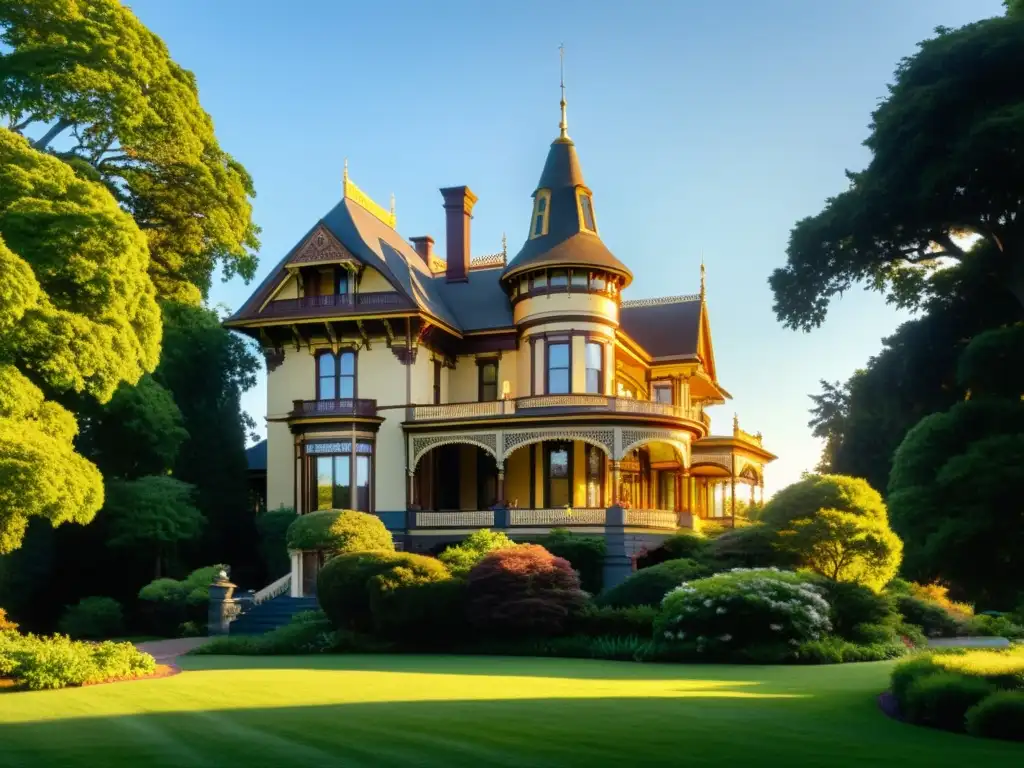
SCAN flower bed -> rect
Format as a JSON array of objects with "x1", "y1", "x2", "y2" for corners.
[{"x1": 0, "y1": 630, "x2": 157, "y2": 691}]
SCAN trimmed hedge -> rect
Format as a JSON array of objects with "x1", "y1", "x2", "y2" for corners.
[
  {"x1": 895, "y1": 594, "x2": 963, "y2": 638},
  {"x1": 317, "y1": 550, "x2": 449, "y2": 631},
  {"x1": 808, "y1": 577, "x2": 900, "y2": 643},
  {"x1": 532, "y1": 529, "x2": 606, "y2": 594},
  {"x1": 702, "y1": 525, "x2": 796, "y2": 570},
  {"x1": 966, "y1": 691, "x2": 1024, "y2": 741},
  {"x1": 0, "y1": 632, "x2": 156, "y2": 690},
  {"x1": 57, "y1": 596, "x2": 124, "y2": 640},
  {"x1": 635, "y1": 532, "x2": 709, "y2": 569},
  {"x1": 137, "y1": 564, "x2": 226, "y2": 636},
  {"x1": 372, "y1": 578, "x2": 470, "y2": 646},
  {"x1": 596, "y1": 558, "x2": 710, "y2": 608},
  {"x1": 286, "y1": 510, "x2": 393, "y2": 553},
  {"x1": 466, "y1": 545, "x2": 588, "y2": 638},
  {"x1": 571, "y1": 605, "x2": 658, "y2": 638},
  {"x1": 904, "y1": 672, "x2": 995, "y2": 732}
]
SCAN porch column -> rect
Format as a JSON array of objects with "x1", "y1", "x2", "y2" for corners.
[
  {"x1": 610, "y1": 460, "x2": 621, "y2": 505},
  {"x1": 407, "y1": 470, "x2": 417, "y2": 508},
  {"x1": 680, "y1": 470, "x2": 690, "y2": 512},
  {"x1": 496, "y1": 460, "x2": 506, "y2": 505}
]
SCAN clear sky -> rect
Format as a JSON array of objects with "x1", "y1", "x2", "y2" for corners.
[{"x1": 129, "y1": 0, "x2": 1003, "y2": 494}]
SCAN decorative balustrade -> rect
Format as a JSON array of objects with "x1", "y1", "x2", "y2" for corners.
[
  {"x1": 508, "y1": 508, "x2": 607, "y2": 526},
  {"x1": 252, "y1": 573, "x2": 291, "y2": 606},
  {"x1": 415, "y1": 511, "x2": 495, "y2": 527},
  {"x1": 625, "y1": 509, "x2": 680, "y2": 530},
  {"x1": 263, "y1": 292, "x2": 411, "y2": 316},
  {"x1": 291, "y1": 398, "x2": 378, "y2": 417},
  {"x1": 406, "y1": 394, "x2": 705, "y2": 424}
]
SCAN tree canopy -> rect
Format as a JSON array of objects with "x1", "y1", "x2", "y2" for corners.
[
  {"x1": 0, "y1": 129, "x2": 159, "y2": 553},
  {"x1": 770, "y1": 13, "x2": 1024, "y2": 329},
  {"x1": 0, "y1": 0, "x2": 259, "y2": 303}
]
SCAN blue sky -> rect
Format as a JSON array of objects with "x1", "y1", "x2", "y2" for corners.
[{"x1": 129, "y1": 0, "x2": 1003, "y2": 494}]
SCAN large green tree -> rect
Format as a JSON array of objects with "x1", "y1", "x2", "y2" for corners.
[
  {"x1": 887, "y1": 326, "x2": 1024, "y2": 607},
  {"x1": 808, "y1": 247, "x2": 1020, "y2": 492},
  {"x1": 0, "y1": 0, "x2": 259, "y2": 303},
  {"x1": 0, "y1": 128, "x2": 160, "y2": 553},
  {"x1": 770, "y1": 11, "x2": 1024, "y2": 329}
]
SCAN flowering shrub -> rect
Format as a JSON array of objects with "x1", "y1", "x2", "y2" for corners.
[
  {"x1": 654, "y1": 568, "x2": 832, "y2": 658},
  {"x1": 0, "y1": 632, "x2": 155, "y2": 690}
]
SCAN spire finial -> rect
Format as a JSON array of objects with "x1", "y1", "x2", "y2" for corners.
[
  {"x1": 390, "y1": 192, "x2": 395, "y2": 219},
  {"x1": 700, "y1": 252, "x2": 707, "y2": 301},
  {"x1": 342, "y1": 158, "x2": 349, "y2": 198},
  {"x1": 733, "y1": 413, "x2": 740, "y2": 433},
  {"x1": 558, "y1": 43, "x2": 569, "y2": 140},
  {"x1": 501, "y1": 231, "x2": 507, "y2": 259}
]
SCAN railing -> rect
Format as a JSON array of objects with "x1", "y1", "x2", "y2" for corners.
[
  {"x1": 508, "y1": 508, "x2": 607, "y2": 526},
  {"x1": 292, "y1": 398, "x2": 378, "y2": 417},
  {"x1": 263, "y1": 292, "x2": 412, "y2": 316},
  {"x1": 625, "y1": 509, "x2": 680, "y2": 530},
  {"x1": 415, "y1": 511, "x2": 495, "y2": 527},
  {"x1": 410, "y1": 400, "x2": 511, "y2": 421},
  {"x1": 252, "y1": 573, "x2": 291, "y2": 606},
  {"x1": 405, "y1": 394, "x2": 705, "y2": 424}
]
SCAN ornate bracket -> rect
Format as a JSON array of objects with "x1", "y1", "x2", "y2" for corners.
[
  {"x1": 264, "y1": 347, "x2": 285, "y2": 373},
  {"x1": 355, "y1": 319, "x2": 371, "y2": 350}
]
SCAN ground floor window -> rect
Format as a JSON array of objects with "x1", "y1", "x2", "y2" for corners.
[
  {"x1": 308, "y1": 440, "x2": 373, "y2": 512},
  {"x1": 658, "y1": 471, "x2": 677, "y2": 510},
  {"x1": 544, "y1": 441, "x2": 572, "y2": 507},
  {"x1": 585, "y1": 444, "x2": 605, "y2": 507}
]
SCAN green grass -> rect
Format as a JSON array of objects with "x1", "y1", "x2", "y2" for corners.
[{"x1": 0, "y1": 655, "x2": 1019, "y2": 766}]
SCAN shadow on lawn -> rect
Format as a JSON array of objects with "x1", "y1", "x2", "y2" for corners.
[{"x1": 0, "y1": 690, "x2": 1019, "y2": 768}]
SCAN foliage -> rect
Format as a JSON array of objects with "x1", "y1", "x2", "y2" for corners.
[
  {"x1": 0, "y1": 127, "x2": 163, "y2": 553},
  {"x1": 701, "y1": 524, "x2": 794, "y2": 570},
  {"x1": 966, "y1": 614, "x2": 1024, "y2": 640},
  {"x1": 807, "y1": 577, "x2": 900, "y2": 642},
  {"x1": 57, "y1": 596, "x2": 124, "y2": 640},
  {"x1": 808, "y1": 247, "x2": 1020, "y2": 491},
  {"x1": 769, "y1": 15, "x2": 1024, "y2": 329},
  {"x1": 466, "y1": 544, "x2": 588, "y2": 638},
  {"x1": 136, "y1": 564, "x2": 224, "y2": 636},
  {"x1": 0, "y1": 632, "x2": 154, "y2": 690},
  {"x1": 957, "y1": 324, "x2": 1024, "y2": 399},
  {"x1": 966, "y1": 691, "x2": 1024, "y2": 741},
  {"x1": 654, "y1": 569, "x2": 832, "y2": 659},
  {"x1": 0, "y1": 607, "x2": 16, "y2": 632},
  {"x1": 0, "y1": 0, "x2": 260, "y2": 302},
  {"x1": 888, "y1": 580, "x2": 974, "y2": 619},
  {"x1": 904, "y1": 672, "x2": 996, "y2": 732},
  {"x1": 370, "y1": 578, "x2": 469, "y2": 646},
  {"x1": 595, "y1": 558, "x2": 710, "y2": 609},
  {"x1": 316, "y1": 551, "x2": 448, "y2": 632},
  {"x1": 193, "y1": 616, "x2": 385, "y2": 657},
  {"x1": 531, "y1": 529, "x2": 606, "y2": 593},
  {"x1": 438, "y1": 529, "x2": 516, "y2": 577},
  {"x1": 776, "y1": 508, "x2": 902, "y2": 590},
  {"x1": 792, "y1": 637, "x2": 907, "y2": 665},
  {"x1": 286, "y1": 510, "x2": 392, "y2": 554},
  {"x1": 103, "y1": 476, "x2": 205, "y2": 578},
  {"x1": 896, "y1": 595, "x2": 965, "y2": 638},
  {"x1": 256, "y1": 506, "x2": 297, "y2": 580},
  {"x1": 635, "y1": 532, "x2": 709, "y2": 569},
  {"x1": 571, "y1": 604, "x2": 658, "y2": 638},
  {"x1": 759, "y1": 474, "x2": 888, "y2": 529},
  {"x1": 888, "y1": 397, "x2": 1024, "y2": 606}
]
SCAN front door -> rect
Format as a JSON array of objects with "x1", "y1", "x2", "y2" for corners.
[{"x1": 302, "y1": 551, "x2": 322, "y2": 596}]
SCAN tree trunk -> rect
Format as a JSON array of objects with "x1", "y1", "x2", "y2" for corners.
[{"x1": 31, "y1": 118, "x2": 72, "y2": 151}]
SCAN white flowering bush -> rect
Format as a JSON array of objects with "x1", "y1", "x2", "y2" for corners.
[{"x1": 654, "y1": 568, "x2": 832, "y2": 659}]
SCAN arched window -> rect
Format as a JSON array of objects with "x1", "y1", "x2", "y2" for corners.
[
  {"x1": 317, "y1": 350, "x2": 357, "y2": 400},
  {"x1": 531, "y1": 190, "x2": 551, "y2": 239},
  {"x1": 578, "y1": 191, "x2": 597, "y2": 232}
]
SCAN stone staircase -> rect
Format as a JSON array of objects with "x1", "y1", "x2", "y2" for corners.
[{"x1": 229, "y1": 595, "x2": 319, "y2": 635}]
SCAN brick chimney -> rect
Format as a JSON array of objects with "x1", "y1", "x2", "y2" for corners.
[
  {"x1": 409, "y1": 236, "x2": 434, "y2": 267},
  {"x1": 440, "y1": 186, "x2": 478, "y2": 283}
]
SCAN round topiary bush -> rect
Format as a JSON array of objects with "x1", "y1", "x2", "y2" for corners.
[
  {"x1": 466, "y1": 544, "x2": 588, "y2": 638},
  {"x1": 904, "y1": 672, "x2": 996, "y2": 732},
  {"x1": 595, "y1": 558, "x2": 711, "y2": 609},
  {"x1": 759, "y1": 474, "x2": 888, "y2": 528},
  {"x1": 654, "y1": 568, "x2": 832, "y2": 660},
  {"x1": 317, "y1": 550, "x2": 449, "y2": 631},
  {"x1": 286, "y1": 510, "x2": 393, "y2": 554},
  {"x1": 57, "y1": 596, "x2": 125, "y2": 640},
  {"x1": 966, "y1": 691, "x2": 1024, "y2": 741}
]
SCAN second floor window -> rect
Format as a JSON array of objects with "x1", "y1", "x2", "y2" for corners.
[
  {"x1": 318, "y1": 350, "x2": 356, "y2": 400},
  {"x1": 478, "y1": 360, "x2": 498, "y2": 401},
  {"x1": 531, "y1": 191, "x2": 551, "y2": 238},
  {"x1": 335, "y1": 269, "x2": 350, "y2": 295},
  {"x1": 546, "y1": 342, "x2": 570, "y2": 394},
  {"x1": 585, "y1": 341, "x2": 603, "y2": 394},
  {"x1": 653, "y1": 382, "x2": 673, "y2": 404}
]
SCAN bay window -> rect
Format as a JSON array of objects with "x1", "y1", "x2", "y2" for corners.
[
  {"x1": 546, "y1": 341, "x2": 571, "y2": 394},
  {"x1": 585, "y1": 341, "x2": 604, "y2": 394}
]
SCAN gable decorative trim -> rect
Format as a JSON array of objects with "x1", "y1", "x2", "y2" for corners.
[
  {"x1": 411, "y1": 432, "x2": 499, "y2": 471},
  {"x1": 287, "y1": 225, "x2": 360, "y2": 268},
  {"x1": 501, "y1": 428, "x2": 614, "y2": 461}
]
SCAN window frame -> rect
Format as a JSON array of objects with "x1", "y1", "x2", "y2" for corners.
[
  {"x1": 652, "y1": 381, "x2": 674, "y2": 405},
  {"x1": 544, "y1": 441, "x2": 573, "y2": 508},
  {"x1": 584, "y1": 340, "x2": 604, "y2": 394},
  {"x1": 577, "y1": 190, "x2": 598, "y2": 232},
  {"x1": 308, "y1": 440, "x2": 374, "y2": 513},
  {"x1": 335, "y1": 267, "x2": 350, "y2": 296},
  {"x1": 316, "y1": 349, "x2": 358, "y2": 401},
  {"x1": 477, "y1": 358, "x2": 499, "y2": 402},
  {"x1": 530, "y1": 189, "x2": 552, "y2": 239},
  {"x1": 584, "y1": 444, "x2": 605, "y2": 508},
  {"x1": 545, "y1": 340, "x2": 572, "y2": 395}
]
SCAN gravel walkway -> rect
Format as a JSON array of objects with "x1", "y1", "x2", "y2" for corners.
[{"x1": 134, "y1": 637, "x2": 212, "y2": 664}]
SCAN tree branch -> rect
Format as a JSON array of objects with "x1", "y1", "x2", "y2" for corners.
[{"x1": 31, "y1": 118, "x2": 73, "y2": 151}]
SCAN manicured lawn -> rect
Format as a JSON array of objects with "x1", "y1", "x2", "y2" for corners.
[{"x1": 0, "y1": 655, "x2": 1019, "y2": 767}]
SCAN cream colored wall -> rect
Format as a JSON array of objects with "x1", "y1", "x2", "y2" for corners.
[
  {"x1": 359, "y1": 346, "x2": 408, "y2": 512},
  {"x1": 518, "y1": 322, "x2": 615, "y2": 395},
  {"x1": 266, "y1": 421, "x2": 294, "y2": 511},
  {"x1": 267, "y1": 348, "x2": 316, "y2": 417},
  {"x1": 498, "y1": 351, "x2": 517, "y2": 400},
  {"x1": 512, "y1": 292, "x2": 618, "y2": 325},
  {"x1": 505, "y1": 447, "x2": 530, "y2": 508},
  {"x1": 273, "y1": 274, "x2": 299, "y2": 301},
  {"x1": 449, "y1": 356, "x2": 477, "y2": 402},
  {"x1": 359, "y1": 266, "x2": 396, "y2": 293}
]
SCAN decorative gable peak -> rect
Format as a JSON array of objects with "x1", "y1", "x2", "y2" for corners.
[{"x1": 287, "y1": 224, "x2": 360, "y2": 270}]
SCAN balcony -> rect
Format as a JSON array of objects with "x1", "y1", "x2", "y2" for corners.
[
  {"x1": 406, "y1": 394, "x2": 705, "y2": 425},
  {"x1": 409, "y1": 508, "x2": 679, "y2": 530},
  {"x1": 291, "y1": 398, "x2": 378, "y2": 418},
  {"x1": 263, "y1": 292, "x2": 413, "y2": 318}
]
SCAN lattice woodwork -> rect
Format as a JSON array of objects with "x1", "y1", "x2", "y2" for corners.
[
  {"x1": 411, "y1": 432, "x2": 499, "y2": 470},
  {"x1": 501, "y1": 429, "x2": 614, "y2": 460}
]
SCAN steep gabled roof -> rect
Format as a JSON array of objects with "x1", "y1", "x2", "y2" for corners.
[{"x1": 619, "y1": 295, "x2": 702, "y2": 360}]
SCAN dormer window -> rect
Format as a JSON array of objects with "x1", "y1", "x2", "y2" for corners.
[
  {"x1": 578, "y1": 191, "x2": 597, "y2": 232},
  {"x1": 531, "y1": 190, "x2": 551, "y2": 239}
]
